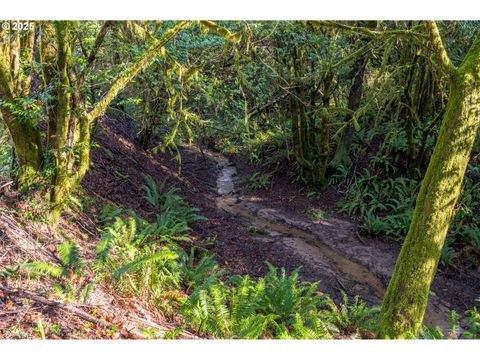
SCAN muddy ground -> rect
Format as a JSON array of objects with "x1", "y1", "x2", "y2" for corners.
[{"x1": 82, "y1": 116, "x2": 480, "y2": 330}]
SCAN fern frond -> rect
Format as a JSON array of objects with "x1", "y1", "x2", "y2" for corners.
[
  {"x1": 142, "y1": 173, "x2": 159, "y2": 208},
  {"x1": 22, "y1": 262, "x2": 64, "y2": 278},
  {"x1": 114, "y1": 248, "x2": 179, "y2": 277},
  {"x1": 58, "y1": 240, "x2": 84, "y2": 272}
]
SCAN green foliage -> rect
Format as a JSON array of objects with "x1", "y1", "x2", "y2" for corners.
[
  {"x1": 325, "y1": 292, "x2": 380, "y2": 336},
  {"x1": 335, "y1": 153, "x2": 480, "y2": 272},
  {"x1": 181, "y1": 263, "x2": 334, "y2": 339},
  {"x1": 464, "y1": 306, "x2": 480, "y2": 339},
  {"x1": 39, "y1": 149, "x2": 56, "y2": 184},
  {"x1": 419, "y1": 310, "x2": 461, "y2": 339},
  {"x1": 57, "y1": 240, "x2": 85, "y2": 273},
  {"x1": 447, "y1": 310, "x2": 461, "y2": 338},
  {"x1": 418, "y1": 307, "x2": 480, "y2": 339},
  {"x1": 0, "y1": 123, "x2": 13, "y2": 179},
  {"x1": 463, "y1": 226, "x2": 480, "y2": 256},
  {"x1": 180, "y1": 248, "x2": 225, "y2": 291},
  {"x1": 142, "y1": 174, "x2": 160, "y2": 209},
  {"x1": 141, "y1": 174, "x2": 207, "y2": 226},
  {"x1": 21, "y1": 240, "x2": 92, "y2": 303},
  {"x1": 308, "y1": 209, "x2": 328, "y2": 221},
  {"x1": 0, "y1": 264, "x2": 20, "y2": 279},
  {"x1": 23, "y1": 240, "x2": 84, "y2": 278},
  {"x1": 22, "y1": 261, "x2": 64, "y2": 279},
  {"x1": 440, "y1": 238, "x2": 457, "y2": 268},
  {"x1": 418, "y1": 324, "x2": 445, "y2": 339},
  {"x1": 241, "y1": 126, "x2": 290, "y2": 166},
  {"x1": 95, "y1": 215, "x2": 184, "y2": 299},
  {"x1": 94, "y1": 186, "x2": 207, "y2": 312},
  {"x1": 360, "y1": 212, "x2": 391, "y2": 236},
  {"x1": 162, "y1": 326, "x2": 185, "y2": 339},
  {"x1": 22, "y1": 194, "x2": 50, "y2": 224},
  {"x1": 98, "y1": 204, "x2": 123, "y2": 223},
  {"x1": 328, "y1": 164, "x2": 351, "y2": 186},
  {"x1": 0, "y1": 97, "x2": 43, "y2": 125},
  {"x1": 288, "y1": 161, "x2": 308, "y2": 185},
  {"x1": 338, "y1": 170, "x2": 418, "y2": 241},
  {"x1": 91, "y1": 199, "x2": 382, "y2": 339},
  {"x1": 244, "y1": 172, "x2": 271, "y2": 190},
  {"x1": 34, "y1": 319, "x2": 46, "y2": 340}
]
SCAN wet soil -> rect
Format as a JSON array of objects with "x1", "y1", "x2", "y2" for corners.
[
  {"x1": 228, "y1": 153, "x2": 480, "y2": 330},
  {"x1": 209, "y1": 151, "x2": 454, "y2": 329},
  {"x1": 83, "y1": 116, "x2": 480, "y2": 331}
]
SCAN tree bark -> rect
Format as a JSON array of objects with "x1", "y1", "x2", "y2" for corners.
[
  {"x1": 49, "y1": 21, "x2": 191, "y2": 224},
  {"x1": 331, "y1": 21, "x2": 376, "y2": 168},
  {"x1": 378, "y1": 32, "x2": 480, "y2": 338},
  {"x1": 1, "y1": 109, "x2": 43, "y2": 191},
  {"x1": 0, "y1": 24, "x2": 43, "y2": 191}
]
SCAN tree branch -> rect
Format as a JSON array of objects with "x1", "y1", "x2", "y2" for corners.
[
  {"x1": 424, "y1": 21, "x2": 456, "y2": 75},
  {"x1": 0, "y1": 285, "x2": 109, "y2": 328},
  {"x1": 86, "y1": 20, "x2": 115, "y2": 68},
  {"x1": 294, "y1": 42, "x2": 377, "y2": 85},
  {"x1": 87, "y1": 20, "x2": 191, "y2": 121},
  {"x1": 311, "y1": 21, "x2": 427, "y2": 42},
  {"x1": 199, "y1": 21, "x2": 241, "y2": 43}
]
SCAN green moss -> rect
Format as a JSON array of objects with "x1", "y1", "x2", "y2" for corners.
[{"x1": 378, "y1": 33, "x2": 480, "y2": 339}]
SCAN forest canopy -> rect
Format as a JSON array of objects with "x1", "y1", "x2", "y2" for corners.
[{"x1": 1, "y1": 20, "x2": 480, "y2": 340}]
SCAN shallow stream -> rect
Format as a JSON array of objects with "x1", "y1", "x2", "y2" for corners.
[{"x1": 212, "y1": 152, "x2": 450, "y2": 330}]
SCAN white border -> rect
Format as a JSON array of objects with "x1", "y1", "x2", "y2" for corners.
[
  {"x1": 1, "y1": 0, "x2": 480, "y2": 358},
  {"x1": 0, "y1": 0, "x2": 479, "y2": 20},
  {"x1": 1, "y1": 339, "x2": 480, "y2": 360}
]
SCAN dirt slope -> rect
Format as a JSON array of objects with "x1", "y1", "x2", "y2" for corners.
[{"x1": 2, "y1": 115, "x2": 479, "y2": 338}]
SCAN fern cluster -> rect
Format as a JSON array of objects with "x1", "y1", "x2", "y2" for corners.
[
  {"x1": 17, "y1": 175, "x2": 480, "y2": 339},
  {"x1": 182, "y1": 264, "x2": 330, "y2": 338},
  {"x1": 338, "y1": 169, "x2": 418, "y2": 241},
  {"x1": 338, "y1": 162, "x2": 480, "y2": 268},
  {"x1": 93, "y1": 198, "x2": 380, "y2": 339},
  {"x1": 21, "y1": 240, "x2": 94, "y2": 303},
  {"x1": 16, "y1": 177, "x2": 382, "y2": 339},
  {"x1": 180, "y1": 263, "x2": 380, "y2": 339},
  {"x1": 244, "y1": 172, "x2": 272, "y2": 191}
]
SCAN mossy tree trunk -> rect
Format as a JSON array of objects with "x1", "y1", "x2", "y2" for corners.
[
  {"x1": 331, "y1": 21, "x2": 376, "y2": 169},
  {"x1": 0, "y1": 109, "x2": 43, "y2": 191},
  {"x1": 289, "y1": 46, "x2": 315, "y2": 182},
  {"x1": 49, "y1": 21, "x2": 75, "y2": 223},
  {"x1": 331, "y1": 55, "x2": 368, "y2": 168},
  {"x1": 316, "y1": 73, "x2": 334, "y2": 183},
  {"x1": 0, "y1": 23, "x2": 43, "y2": 191},
  {"x1": 288, "y1": 40, "x2": 336, "y2": 186},
  {"x1": 378, "y1": 23, "x2": 480, "y2": 339},
  {"x1": 2, "y1": 20, "x2": 193, "y2": 224},
  {"x1": 49, "y1": 20, "x2": 192, "y2": 224}
]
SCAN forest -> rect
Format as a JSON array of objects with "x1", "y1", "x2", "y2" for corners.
[{"x1": 0, "y1": 19, "x2": 480, "y2": 340}]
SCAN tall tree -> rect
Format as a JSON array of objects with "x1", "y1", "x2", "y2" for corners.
[
  {"x1": 0, "y1": 20, "x2": 192, "y2": 223},
  {"x1": 331, "y1": 21, "x2": 376, "y2": 169},
  {"x1": 378, "y1": 21, "x2": 480, "y2": 338},
  {"x1": 0, "y1": 22, "x2": 43, "y2": 191}
]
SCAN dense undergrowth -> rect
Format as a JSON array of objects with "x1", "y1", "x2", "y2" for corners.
[
  {"x1": 336, "y1": 125, "x2": 480, "y2": 270},
  {"x1": 1, "y1": 20, "x2": 480, "y2": 339},
  {"x1": 4, "y1": 174, "x2": 479, "y2": 339},
  {"x1": 223, "y1": 114, "x2": 480, "y2": 271}
]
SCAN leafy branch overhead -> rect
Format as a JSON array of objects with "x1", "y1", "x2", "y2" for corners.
[{"x1": 1, "y1": 20, "x2": 480, "y2": 340}]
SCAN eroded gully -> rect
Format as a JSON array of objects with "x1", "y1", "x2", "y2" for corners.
[{"x1": 210, "y1": 150, "x2": 451, "y2": 331}]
